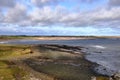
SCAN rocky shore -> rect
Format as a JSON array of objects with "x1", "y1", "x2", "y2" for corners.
[
  {"x1": 0, "y1": 44, "x2": 119, "y2": 80},
  {"x1": 36, "y1": 44, "x2": 120, "y2": 80}
]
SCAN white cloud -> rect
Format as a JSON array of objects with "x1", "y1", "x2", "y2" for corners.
[
  {"x1": 31, "y1": 0, "x2": 61, "y2": 7},
  {"x1": 3, "y1": 4, "x2": 120, "y2": 28},
  {"x1": 0, "y1": 0, "x2": 15, "y2": 8},
  {"x1": 29, "y1": 6, "x2": 68, "y2": 26},
  {"x1": 0, "y1": 12, "x2": 4, "y2": 22},
  {"x1": 109, "y1": 0, "x2": 120, "y2": 6},
  {"x1": 78, "y1": 0, "x2": 97, "y2": 3},
  {"x1": 88, "y1": 7, "x2": 120, "y2": 27},
  {"x1": 4, "y1": 3, "x2": 28, "y2": 23},
  {"x1": 0, "y1": 0, "x2": 120, "y2": 28}
]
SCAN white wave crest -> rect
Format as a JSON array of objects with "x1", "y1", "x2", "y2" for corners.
[
  {"x1": 0, "y1": 41, "x2": 8, "y2": 44},
  {"x1": 91, "y1": 45, "x2": 106, "y2": 49}
]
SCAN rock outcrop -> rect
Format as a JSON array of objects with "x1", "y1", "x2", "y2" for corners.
[{"x1": 112, "y1": 73, "x2": 120, "y2": 80}]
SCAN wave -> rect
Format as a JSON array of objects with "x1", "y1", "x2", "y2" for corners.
[
  {"x1": 91, "y1": 45, "x2": 106, "y2": 49},
  {"x1": 0, "y1": 41, "x2": 8, "y2": 44}
]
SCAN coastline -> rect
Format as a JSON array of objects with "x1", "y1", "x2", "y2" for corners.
[
  {"x1": 0, "y1": 44, "x2": 110, "y2": 80},
  {"x1": 0, "y1": 36, "x2": 120, "y2": 41},
  {"x1": 1, "y1": 37, "x2": 120, "y2": 80}
]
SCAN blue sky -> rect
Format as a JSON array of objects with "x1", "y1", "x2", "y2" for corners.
[{"x1": 0, "y1": 0, "x2": 120, "y2": 36}]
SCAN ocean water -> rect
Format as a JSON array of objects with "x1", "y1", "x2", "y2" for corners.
[{"x1": 0, "y1": 38, "x2": 120, "y2": 76}]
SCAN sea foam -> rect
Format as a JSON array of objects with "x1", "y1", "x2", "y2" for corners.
[{"x1": 91, "y1": 45, "x2": 106, "y2": 49}]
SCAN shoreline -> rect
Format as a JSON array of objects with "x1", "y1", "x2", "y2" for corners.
[
  {"x1": 30, "y1": 44, "x2": 109, "y2": 77},
  {"x1": 0, "y1": 36, "x2": 120, "y2": 41},
  {"x1": 0, "y1": 43, "x2": 118, "y2": 80},
  {"x1": 33, "y1": 44, "x2": 120, "y2": 78}
]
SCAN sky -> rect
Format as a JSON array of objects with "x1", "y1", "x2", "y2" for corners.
[{"x1": 0, "y1": 0, "x2": 120, "y2": 36}]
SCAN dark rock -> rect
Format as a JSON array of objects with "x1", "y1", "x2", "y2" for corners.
[{"x1": 94, "y1": 65, "x2": 115, "y2": 76}]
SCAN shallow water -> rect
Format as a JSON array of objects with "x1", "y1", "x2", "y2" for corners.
[{"x1": 0, "y1": 38, "x2": 120, "y2": 76}]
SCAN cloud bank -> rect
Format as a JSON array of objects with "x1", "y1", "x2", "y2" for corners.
[{"x1": 0, "y1": 0, "x2": 120, "y2": 35}]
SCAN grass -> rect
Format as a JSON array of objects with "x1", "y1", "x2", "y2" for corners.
[
  {"x1": 25, "y1": 46, "x2": 110, "y2": 80},
  {"x1": 26, "y1": 59, "x2": 109, "y2": 80},
  {"x1": 0, "y1": 61, "x2": 8, "y2": 68},
  {"x1": 25, "y1": 53, "x2": 93, "y2": 80},
  {"x1": 0, "y1": 45, "x2": 33, "y2": 80},
  {"x1": 37, "y1": 46, "x2": 78, "y2": 60},
  {"x1": 0, "y1": 36, "x2": 33, "y2": 40},
  {"x1": 0, "y1": 44, "x2": 110, "y2": 80},
  {"x1": 0, "y1": 61, "x2": 29, "y2": 80},
  {"x1": 40, "y1": 50, "x2": 76, "y2": 59},
  {"x1": 0, "y1": 44, "x2": 32, "y2": 59},
  {"x1": 96, "y1": 76, "x2": 109, "y2": 80},
  {"x1": 33, "y1": 62, "x2": 92, "y2": 80}
]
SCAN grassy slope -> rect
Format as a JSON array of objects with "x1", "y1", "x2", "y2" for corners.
[
  {"x1": 0, "y1": 44, "x2": 55, "y2": 80},
  {"x1": 0, "y1": 45, "x2": 32, "y2": 80},
  {"x1": 0, "y1": 61, "x2": 29, "y2": 80}
]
